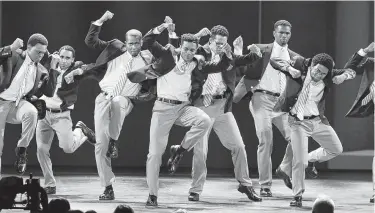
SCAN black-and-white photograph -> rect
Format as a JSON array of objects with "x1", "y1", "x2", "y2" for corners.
[{"x1": 0, "y1": 1, "x2": 373, "y2": 213}]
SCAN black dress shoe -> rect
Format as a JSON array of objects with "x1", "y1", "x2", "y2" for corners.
[
  {"x1": 15, "y1": 147, "x2": 28, "y2": 175},
  {"x1": 188, "y1": 192, "x2": 199, "y2": 201},
  {"x1": 276, "y1": 167, "x2": 292, "y2": 189},
  {"x1": 167, "y1": 145, "x2": 184, "y2": 174},
  {"x1": 290, "y1": 196, "x2": 302, "y2": 207},
  {"x1": 43, "y1": 186, "x2": 56, "y2": 194},
  {"x1": 370, "y1": 195, "x2": 374, "y2": 203},
  {"x1": 305, "y1": 161, "x2": 318, "y2": 179},
  {"x1": 99, "y1": 188, "x2": 115, "y2": 200},
  {"x1": 260, "y1": 188, "x2": 272, "y2": 197},
  {"x1": 76, "y1": 121, "x2": 96, "y2": 145},
  {"x1": 238, "y1": 185, "x2": 262, "y2": 202},
  {"x1": 146, "y1": 194, "x2": 158, "y2": 206},
  {"x1": 106, "y1": 139, "x2": 118, "y2": 159}
]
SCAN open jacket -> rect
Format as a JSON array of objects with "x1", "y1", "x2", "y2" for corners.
[
  {"x1": 233, "y1": 43, "x2": 300, "y2": 103},
  {"x1": 345, "y1": 52, "x2": 374, "y2": 118},
  {"x1": 270, "y1": 56, "x2": 356, "y2": 125}
]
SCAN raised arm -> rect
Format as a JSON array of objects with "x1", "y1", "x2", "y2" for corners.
[
  {"x1": 344, "y1": 42, "x2": 374, "y2": 75},
  {"x1": 142, "y1": 20, "x2": 175, "y2": 59},
  {"x1": 84, "y1": 10, "x2": 113, "y2": 51},
  {"x1": 0, "y1": 38, "x2": 24, "y2": 65}
]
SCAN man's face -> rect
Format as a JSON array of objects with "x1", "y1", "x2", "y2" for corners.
[
  {"x1": 310, "y1": 64, "x2": 329, "y2": 82},
  {"x1": 273, "y1": 25, "x2": 291, "y2": 46},
  {"x1": 180, "y1": 41, "x2": 198, "y2": 62},
  {"x1": 210, "y1": 34, "x2": 228, "y2": 54},
  {"x1": 126, "y1": 35, "x2": 142, "y2": 57},
  {"x1": 59, "y1": 49, "x2": 74, "y2": 70},
  {"x1": 27, "y1": 43, "x2": 47, "y2": 63}
]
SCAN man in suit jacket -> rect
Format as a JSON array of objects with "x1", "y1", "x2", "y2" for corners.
[
  {"x1": 82, "y1": 10, "x2": 157, "y2": 200},
  {"x1": 270, "y1": 53, "x2": 356, "y2": 207},
  {"x1": 233, "y1": 20, "x2": 300, "y2": 197},
  {"x1": 173, "y1": 25, "x2": 262, "y2": 202},
  {"x1": 344, "y1": 42, "x2": 374, "y2": 203},
  {"x1": 127, "y1": 21, "x2": 237, "y2": 206},
  {"x1": 0, "y1": 34, "x2": 49, "y2": 176},
  {"x1": 35, "y1": 45, "x2": 96, "y2": 195}
]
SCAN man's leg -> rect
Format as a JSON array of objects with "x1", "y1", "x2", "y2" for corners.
[
  {"x1": 36, "y1": 112, "x2": 56, "y2": 191},
  {"x1": 289, "y1": 117, "x2": 313, "y2": 207},
  {"x1": 146, "y1": 101, "x2": 177, "y2": 206},
  {"x1": 167, "y1": 105, "x2": 211, "y2": 174},
  {"x1": 0, "y1": 100, "x2": 13, "y2": 177},
  {"x1": 6, "y1": 99, "x2": 38, "y2": 174},
  {"x1": 106, "y1": 96, "x2": 134, "y2": 158},
  {"x1": 309, "y1": 121, "x2": 343, "y2": 163},
  {"x1": 249, "y1": 93, "x2": 274, "y2": 194},
  {"x1": 213, "y1": 111, "x2": 262, "y2": 202},
  {"x1": 53, "y1": 111, "x2": 87, "y2": 154}
]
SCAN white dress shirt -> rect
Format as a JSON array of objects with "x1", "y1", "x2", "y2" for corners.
[
  {"x1": 99, "y1": 51, "x2": 145, "y2": 97},
  {"x1": 40, "y1": 67, "x2": 74, "y2": 110},
  {"x1": 201, "y1": 50, "x2": 227, "y2": 96},
  {"x1": 0, "y1": 53, "x2": 37, "y2": 103},
  {"x1": 291, "y1": 70, "x2": 325, "y2": 117},
  {"x1": 257, "y1": 41, "x2": 290, "y2": 93},
  {"x1": 157, "y1": 57, "x2": 196, "y2": 102}
]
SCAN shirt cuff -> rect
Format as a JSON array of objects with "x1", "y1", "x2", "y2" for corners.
[
  {"x1": 92, "y1": 20, "x2": 103, "y2": 26},
  {"x1": 358, "y1": 48, "x2": 367, "y2": 57},
  {"x1": 169, "y1": 32, "x2": 178, "y2": 39},
  {"x1": 153, "y1": 27, "x2": 162, "y2": 34}
]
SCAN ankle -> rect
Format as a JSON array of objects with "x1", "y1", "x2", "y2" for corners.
[{"x1": 105, "y1": 185, "x2": 113, "y2": 191}]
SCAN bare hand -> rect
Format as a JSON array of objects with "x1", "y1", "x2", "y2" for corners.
[
  {"x1": 364, "y1": 42, "x2": 375, "y2": 53},
  {"x1": 64, "y1": 72, "x2": 75, "y2": 84},
  {"x1": 233, "y1": 36, "x2": 243, "y2": 52},
  {"x1": 332, "y1": 74, "x2": 347, "y2": 85},
  {"x1": 164, "y1": 16, "x2": 173, "y2": 23},
  {"x1": 100, "y1": 10, "x2": 114, "y2": 22},
  {"x1": 247, "y1": 44, "x2": 262, "y2": 57},
  {"x1": 288, "y1": 66, "x2": 301, "y2": 78},
  {"x1": 197, "y1": 27, "x2": 211, "y2": 38},
  {"x1": 10, "y1": 38, "x2": 23, "y2": 51},
  {"x1": 50, "y1": 53, "x2": 60, "y2": 70}
]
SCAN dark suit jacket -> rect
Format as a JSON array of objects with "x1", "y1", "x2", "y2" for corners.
[
  {"x1": 345, "y1": 52, "x2": 374, "y2": 117},
  {"x1": 0, "y1": 46, "x2": 49, "y2": 100},
  {"x1": 36, "y1": 61, "x2": 93, "y2": 110},
  {"x1": 270, "y1": 56, "x2": 356, "y2": 125},
  {"x1": 233, "y1": 43, "x2": 300, "y2": 103},
  {"x1": 127, "y1": 28, "x2": 231, "y2": 104},
  {"x1": 195, "y1": 43, "x2": 261, "y2": 112},
  {"x1": 83, "y1": 23, "x2": 154, "y2": 101}
]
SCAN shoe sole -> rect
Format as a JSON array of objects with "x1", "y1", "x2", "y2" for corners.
[
  {"x1": 188, "y1": 197, "x2": 199, "y2": 201},
  {"x1": 290, "y1": 204, "x2": 302, "y2": 207}
]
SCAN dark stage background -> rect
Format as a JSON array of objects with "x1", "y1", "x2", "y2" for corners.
[{"x1": 0, "y1": 1, "x2": 373, "y2": 173}]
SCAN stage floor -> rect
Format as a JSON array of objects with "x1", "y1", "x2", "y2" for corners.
[{"x1": 2, "y1": 170, "x2": 374, "y2": 213}]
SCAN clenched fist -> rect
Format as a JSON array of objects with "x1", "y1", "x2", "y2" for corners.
[
  {"x1": 10, "y1": 38, "x2": 24, "y2": 52},
  {"x1": 99, "y1": 10, "x2": 114, "y2": 23}
]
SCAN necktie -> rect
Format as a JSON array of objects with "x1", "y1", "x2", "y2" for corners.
[
  {"x1": 203, "y1": 54, "x2": 221, "y2": 107},
  {"x1": 278, "y1": 47, "x2": 287, "y2": 94},
  {"x1": 16, "y1": 62, "x2": 33, "y2": 106},
  {"x1": 107, "y1": 57, "x2": 134, "y2": 99},
  {"x1": 294, "y1": 79, "x2": 312, "y2": 120},
  {"x1": 362, "y1": 82, "x2": 375, "y2": 106}
]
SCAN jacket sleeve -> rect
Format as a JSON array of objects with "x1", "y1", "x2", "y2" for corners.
[
  {"x1": 84, "y1": 22, "x2": 109, "y2": 51},
  {"x1": 0, "y1": 45, "x2": 12, "y2": 65},
  {"x1": 142, "y1": 28, "x2": 170, "y2": 59}
]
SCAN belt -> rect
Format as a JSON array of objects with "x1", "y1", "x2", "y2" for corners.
[
  {"x1": 254, "y1": 89, "x2": 280, "y2": 97},
  {"x1": 46, "y1": 108, "x2": 71, "y2": 113},
  {"x1": 200, "y1": 94, "x2": 227, "y2": 100},
  {"x1": 289, "y1": 113, "x2": 319, "y2": 120},
  {"x1": 157, "y1": 97, "x2": 183, "y2": 105}
]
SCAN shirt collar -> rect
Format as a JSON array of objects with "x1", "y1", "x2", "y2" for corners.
[
  {"x1": 273, "y1": 41, "x2": 288, "y2": 51},
  {"x1": 24, "y1": 53, "x2": 36, "y2": 66},
  {"x1": 126, "y1": 51, "x2": 140, "y2": 59}
]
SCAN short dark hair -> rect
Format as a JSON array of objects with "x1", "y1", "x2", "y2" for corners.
[
  {"x1": 311, "y1": 53, "x2": 334, "y2": 72},
  {"x1": 113, "y1": 204, "x2": 134, "y2": 213},
  {"x1": 59, "y1": 45, "x2": 76, "y2": 58},
  {"x1": 180, "y1": 33, "x2": 199, "y2": 46},
  {"x1": 27, "y1": 33, "x2": 48, "y2": 47},
  {"x1": 274, "y1": 20, "x2": 292, "y2": 30},
  {"x1": 210, "y1": 25, "x2": 229, "y2": 38},
  {"x1": 48, "y1": 198, "x2": 70, "y2": 213},
  {"x1": 312, "y1": 196, "x2": 335, "y2": 213}
]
